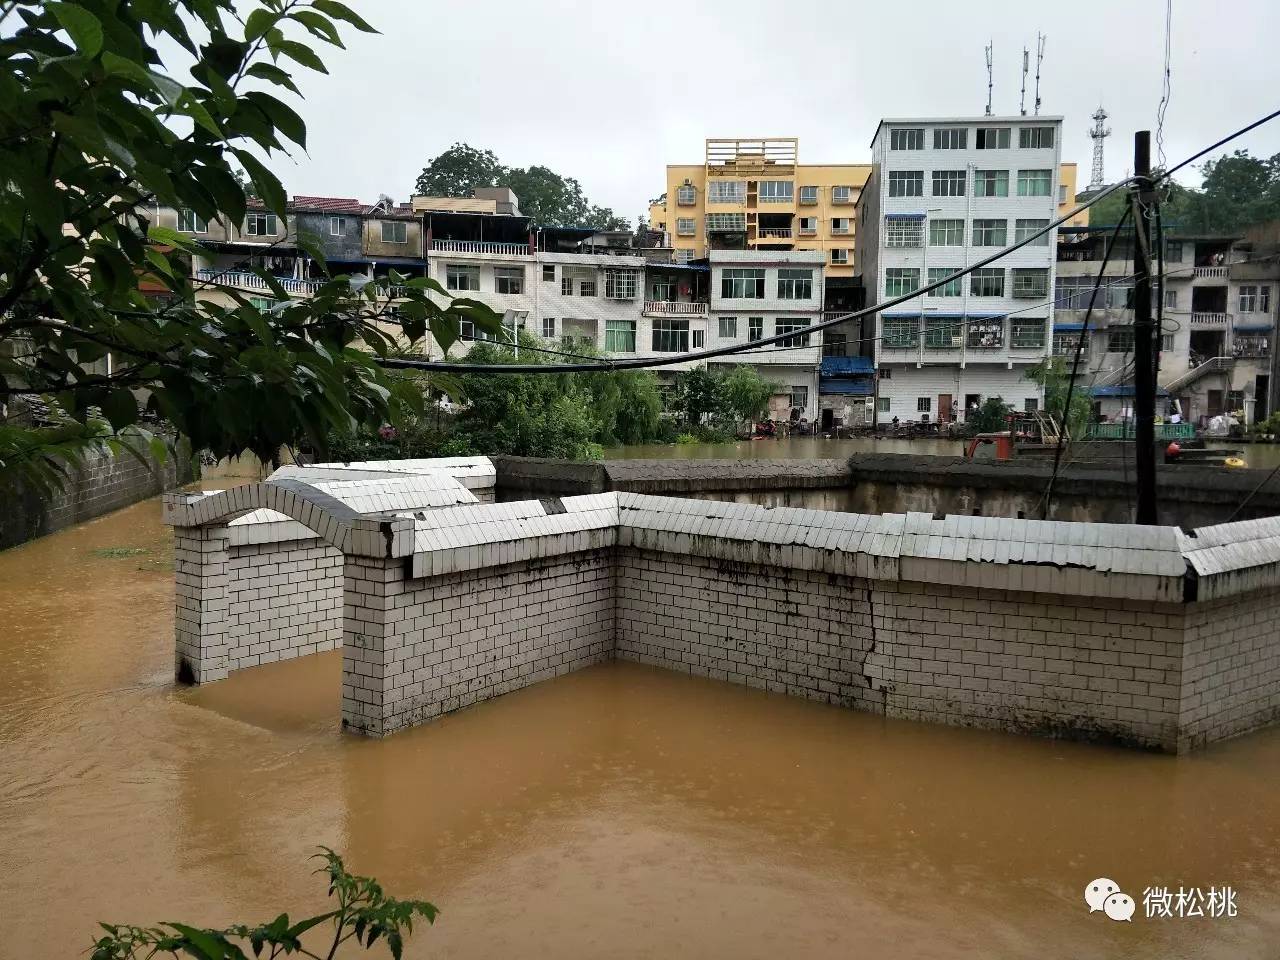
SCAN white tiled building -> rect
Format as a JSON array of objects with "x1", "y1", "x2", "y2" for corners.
[{"x1": 856, "y1": 117, "x2": 1062, "y2": 424}]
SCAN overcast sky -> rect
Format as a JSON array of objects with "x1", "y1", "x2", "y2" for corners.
[{"x1": 279, "y1": 0, "x2": 1280, "y2": 220}]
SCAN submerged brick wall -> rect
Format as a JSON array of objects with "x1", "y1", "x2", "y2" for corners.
[
  {"x1": 342, "y1": 550, "x2": 614, "y2": 736},
  {"x1": 224, "y1": 538, "x2": 343, "y2": 673}
]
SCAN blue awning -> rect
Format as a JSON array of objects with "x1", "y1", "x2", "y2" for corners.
[
  {"x1": 881, "y1": 311, "x2": 921, "y2": 319},
  {"x1": 1091, "y1": 385, "x2": 1171, "y2": 398},
  {"x1": 1233, "y1": 323, "x2": 1273, "y2": 333},
  {"x1": 820, "y1": 356, "x2": 874, "y2": 375},
  {"x1": 922, "y1": 312, "x2": 964, "y2": 319},
  {"x1": 1054, "y1": 321, "x2": 1086, "y2": 331},
  {"x1": 884, "y1": 213, "x2": 927, "y2": 221},
  {"x1": 819, "y1": 377, "x2": 875, "y2": 396}
]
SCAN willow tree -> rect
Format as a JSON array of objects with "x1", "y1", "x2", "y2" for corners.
[{"x1": 0, "y1": 0, "x2": 500, "y2": 493}]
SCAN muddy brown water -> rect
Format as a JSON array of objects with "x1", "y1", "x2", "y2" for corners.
[{"x1": 2, "y1": 490, "x2": 1280, "y2": 958}]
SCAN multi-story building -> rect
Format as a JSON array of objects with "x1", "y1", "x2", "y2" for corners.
[
  {"x1": 650, "y1": 138, "x2": 871, "y2": 278},
  {"x1": 1055, "y1": 227, "x2": 1277, "y2": 425},
  {"x1": 856, "y1": 117, "x2": 1064, "y2": 424}
]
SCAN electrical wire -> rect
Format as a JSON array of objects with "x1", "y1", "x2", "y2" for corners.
[
  {"x1": 1156, "y1": 0, "x2": 1172, "y2": 172},
  {"x1": 379, "y1": 179, "x2": 1140, "y2": 375},
  {"x1": 1225, "y1": 461, "x2": 1280, "y2": 523},
  {"x1": 1156, "y1": 108, "x2": 1280, "y2": 183},
  {"x1": 1039, "y1": 208, "x2": 1133, "y2": 519}
]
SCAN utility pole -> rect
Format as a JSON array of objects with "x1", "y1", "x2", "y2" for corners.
[{"x1": 1131, "y1": 131, "x2": 1158, "y2": 524}]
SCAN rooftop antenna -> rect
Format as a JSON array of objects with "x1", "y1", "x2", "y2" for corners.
[
  {"x1": 1019, "y1": 46, "x2": 1029, "y2": 115},
  {"x1": 1033, "y1": 33, "x2": 1046, "y2": 115},
  {"x1": 984, "y1": 42, "x2": 994, "y2": 116},
  {"x1": 1088, "y1": 106, "x2": 1111, "y2": 190}
]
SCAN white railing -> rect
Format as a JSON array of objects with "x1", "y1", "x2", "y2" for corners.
[
  {"x1": 1194, "y1": 266, "x2": 1228, "y2": 279},
  {"x1": 1191, "y1": 312, "x2": 1229, "y2": 325},
  {"x1": 430, "y1": 239, "x2": 530, "y2": 256},
  {"x1": 757, "y1": 228, "x2": 792, "y2": 239},
  {"x1": 643, "y1": 300, "x2": 708, "y2": 317},
  {"x1": 195, "y1": 269, "x2": 320, "y2": 296}
]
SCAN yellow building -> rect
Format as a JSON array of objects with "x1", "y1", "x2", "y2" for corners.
[
  {"x1": 653, "y1": 138, "x2": 871, "y2": 278},
  {"x1": 1058, "y1": 161, "x2": 1088, "y2": 227}
]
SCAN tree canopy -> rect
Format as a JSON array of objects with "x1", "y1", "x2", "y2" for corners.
[
  {"x1": 1089, "y1": 150, "x2": 1280, "y2": 235},
  {"x1": 412, "y1": 142, "x2": 629, "y2": 230},
  {"x1": 0, "y1": 0, "x2": 502, "y2": 492}
]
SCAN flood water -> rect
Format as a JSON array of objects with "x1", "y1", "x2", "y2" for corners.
[{"x1": 4, "y1": 491, "x2": 1280, "y2": 959}]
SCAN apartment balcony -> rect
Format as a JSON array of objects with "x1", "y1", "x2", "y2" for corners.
[
  {"x1": 1191, "y1": 312, "x2": 1230, "y2": 326},
  {"x1": 429, "y1": 239, "x2": 531, "y2": 256},
  {"x1": 1193, "y1": 265, "x2": 1229, "y2": 279},
  {"x1": 756, "y1": 227, "x2": 793, "y2": 241},
  {"x1": 195, "y1": 268, "x2": 320, "y2": 296},
  {"x1": 1233, "y1": 343, "x2": 1271, "y2": 359},
  {"x1": 643, "y1": 300, "x2": 708, "y2": 318}
]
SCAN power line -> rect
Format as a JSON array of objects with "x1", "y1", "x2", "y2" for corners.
[
  {"x1": 1157, "y1": 108, "x2": 1280, "y2": 182},
  {"x1": 1225, "y1": 462, "x2": 1280, "y2": 523},
  {"x1": 1156, "y1": 0, "x2": 1172, "y2": 171}
]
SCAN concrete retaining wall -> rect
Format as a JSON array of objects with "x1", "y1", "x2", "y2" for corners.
[{"x1": 1, "y1": 442, "x2": 195, "y2": 551}]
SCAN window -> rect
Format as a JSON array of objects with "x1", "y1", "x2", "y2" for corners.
[
  {"x1": 721, "y1": 268, "x2": 765, "y2": 299},
  {"x1": 1056, "y1": 275, "x2": 1104, "y2": 310},
  {"x1": 1016, "y1": 169, "x2": 1053, "y2": 197},
  {"x1": 245, "y1": 212, "x2": 277, "y2": 235},
  {"x1": 1019, "y1": 126, "x2": 1055, "y2": 149},
  {"x1": 674, "y1": 249, "x2": 697, "y2": 265},
  {"x1": 1162, "y1": 333, "x2": 1175, "y2": 352},
  {"x1": 917, "y1": 397, "x2": 932, "y2": 413},
  {"x1": 831, "y1": 217, "x2": 853, "y2": 235},
  {"x1": 693, "y1": 329, "x2": 705, "y2": 348},
  {"x1": 885, "y1": 218, "x2": 922, "y2": 247},
  {"x1": 888, "y1": 171, "x2": 924, "y2": 197},
  {"x1": 798, "y1": 217, "x2": 817, "y2": 235},
  {"x1": 579, "y1": 279, "x2": 597, "y2": 297},
  {"x1": 878, "y1": 366, "x2": 891, "y2": 379},
  {"x1": 832, "y1": 185, "x2": 853, "y2": 204},
  {"x1": 676, "y1": 183, "x2": 696, "y2": 205},
  {"x1": 823, "y1": 332, "x2": 847, "y2": 357},
  {"x1": 249, "y1": 296, "x2": 273, "y2": 310},
  {"x1": 799, "y1": 185, "x2": 818, "y2": 204},
  {"x1": 705, "y1": 212, "x2": 746, "y2": 232},
  {"x1": 976, "y1": 127, "x2": 1011, "y2": 149},
  {"x1": 776, "y1": 318, "x2": 810, "y2": 348},
  {"x1": 1053, "y1": 331, "x2": 1085, "y2": 358},
  {"x1": 561, "y1": 276, "x2": 574, "y2": 296},
  {"x1": 885, "y1": 268, "x2": 920, "y2": 298},
  {"x1": 541, "y1": 316, "x2": 556, "y2": 339},
  {"x1": 790, "y1": 385, "x2": 809, "y2": 412},
  {"x1": 972, "y1": 219, "x2": 1007, "y2": 246},
  {"x1": 650, "y1": 277, "x2": 675, "y2": 302},
  {"x1": 883, "y1": 317, "x2": 919, "y2": 348},
  {"x1": 1108, "y1": 328, "x2": 1135, "y2": 353},
  {"x1": 759, "y1": 180, "x2": 793, "y2": 203},
  {"x1": 970, "y1": 268, "x2": 1004, "y2": 297},
  {"x1": 718, "y1": 317, "x2": 738, "y2": 339},
  {"x1": 927, "y1": 267, "x2": 962, "y2": 297},
  {"x1": 1025, "y1": 398, "x2": 1039, "y2": 413},
  {"x1": 925, "y1": 317, "x2": 961, "y2": 349},
  {"x1": 890, "y1": 128, "x2": 924, "y2": 150},
  {"x1": 604, "y1": 319, "x2": 636, "y2": 352},
  {"x1": 494, "y1": 266, "x2": 524, "y2": 295},
  {"x1": 1263, "y1": 286, "x2": 1272, "y2": 312},
  {"x1": 877, "y1": 397, "x2": 891, "y2": 413},
  {"x1": 830, "y1": 249, "x2": 850, "y2": 265},
  {"x1": 777, "y1": 268, "x2": 813, "y2": 300},
  {"x1": 1011, "y1": 319, "x2": 1046, "y2": 348},
  {"x1": 1240, "y1": 285, "x2": 1258, "y2": 311},
  {"x1": 1166, "y1": 241, "x2": 1183, "y2": 263},
  {"x1": 604, "y1": 269, "x2": 638, "y2": 299},
  {"x1": 707, "y1": 180, "x2": 745, "y2": 204},
  {"x1": 1015, "y1": 218, "x2": 1050, "y2": 245},
  {"x1": 932, "y1": 170, "x2": 966, "y2": 197},
  {"x1": 748, "y1": 316, "x2": 763, "y2": 342},
  {"x1": 967, "y1": 318, "x2": 1004, "y2": 349},
  {"x1": 445, "y1": 264, "x2": 479, "y2": 291},
  {"x1": 1164, "y1": 289, "x2": 1178, "y2": 309},
  {"x1": 974, "y1": 169, "x2": 1009, "y2": 197},
  {"x1": 1012, "y1": 268, "x2": 1049, "y2": 298},
  {"x1": 380, "y1": 220, "x2": 407, "y2": 243},
  {"x1": 652, "y1": 318, "x2": 689, "y2": 352},
  {"x1": 930, "y1": 219, "x2": 964, "y2": 246},
  {"x1": 328, "y1": 215, "x2": 345, "y2": 236},
  {"x1": 542, "y1": 264, "x2": 555, "y2": 282},
  {"x1": 934, "y1": 128, "x2": 968, "y2": 150},
  {"x1": 178, "y1": 209, "x2": 207, "y2": 233},
  {"x1": 676, "y1": 217, "x2": 696, "y2": 236}
]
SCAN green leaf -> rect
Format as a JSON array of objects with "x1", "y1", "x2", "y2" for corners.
[
  {"x1": 293, "y1": 10, "x2": 343, "y2": 46},
  {"x1": 146, "y1": 226, "x2": 201, "y2": 253},
  {"x1": 163, "y1": 923, "x2": 225, "y2": 960},
  {"x1": 284, "y1": 911, "x2": 339, "y2": 940},
  {"x1": 273, "y1": 40, "x2": 327, "y2": 74},
  {"x1": 47, "y1": 2, "x2": 104, "y2": 57},
  {"x1": 101, "y1": 51, "x2": 151, "y2": 85},
  {"x1": 295, "y1": 230, "x2": 329, "y2": 274},
  {"x1": 244, "y1": 61, "x2": 301, "y2": 95},
  {"x1": 178, "y1": 91, "x2": 221, "y2": 136},
  {"x1": 102, "y1": 389, "x2": 139, "y2": 431},
  {"x1": 244, "y1": 91, "x2": 306, "y2": 148},
  {"x1": 232, "y1": 150, "x2": 287, "y2": 219},
  {"x1": 311, "y1": 0, "x2": 379, "y2": 33},
  {"x1": 244, "y1": 8, "x2": 277, "y2": 42}
]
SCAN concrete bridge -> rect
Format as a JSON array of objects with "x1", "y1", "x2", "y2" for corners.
[{"x1": 166, "y1": 457, "x2": 1280, "y2": 754}]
